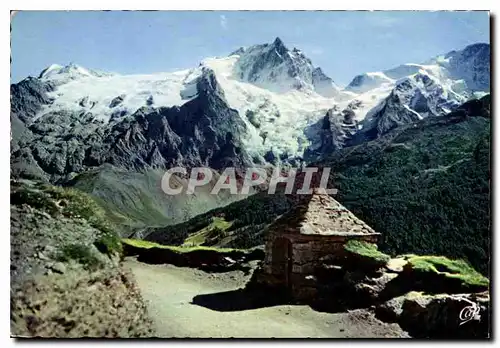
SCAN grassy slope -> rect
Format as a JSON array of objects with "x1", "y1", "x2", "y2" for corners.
[
  {"x1": 10, "y1": 180, "x2": 154, "y2": 337},
  {"x1": 122, "y1": 238, "x2": 240, "y2": 253},
  {"x1": 182, "y1": 217, "x2": 233, "y2": 246},
  {"x1": 342, "y1": 241, "x2": 488, "y2": 289},
  {"x1": 406, "y1": 255, "x2": 489, "y2": 288},
  {"x1": 326, "y1": 115, "x2": 490, "y2": 274},
  {"x1": 10, "y1": 179, "x2": 123, "y2": 266},
  {"x1": 138, "y1": 190, "x2": 296, "y2": 248},
  {"x1": 66, "y1": 164, "x2": 246, "y2": 235}
]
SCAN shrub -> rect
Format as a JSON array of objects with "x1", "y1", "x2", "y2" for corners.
[
  {"x1": 11, "y1": 182, "x2": 117, "y2": 235},
  {"x1": 94, "y1": 233, "x2": 123, "y2": 257},
  {"x1": 10, "y1": 187, "x2": 59, "y2": 215},
  {"x1": 56, "y1": 244, "x2": 103, "y2": 271}
]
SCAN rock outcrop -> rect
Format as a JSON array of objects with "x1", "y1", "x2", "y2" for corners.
[
  {"x1": 249, "y1": 239, "x2": 490, "y2": 338},
  {"x1": 122, "y1": 240, "x2": 264, "y2": 274},
  {"x1": 10, "y1": 179, "x2": 154, "y2": 337},
  {"x1": 376, "y1": 291, "x2": 490, "y2": 338},
  {"x1": 233, "y1": 37, "x2": 340, "y2": 96}
]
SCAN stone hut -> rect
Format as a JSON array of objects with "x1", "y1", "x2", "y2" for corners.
[{"x1": 256, "y1": 189, "x2": 381, "y2": 301}]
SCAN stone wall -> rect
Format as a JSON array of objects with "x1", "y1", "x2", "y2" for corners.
[
  {"x1": 289, "y1": 238, "x2": 344, "y2": 301},
  {"x1": 260, "y1": 233, "x2": 379, "y2": 302}
]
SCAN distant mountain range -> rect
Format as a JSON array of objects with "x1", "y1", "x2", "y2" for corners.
[{"x1": 10, "y1": 38, "x2": 490, "y2": 230}]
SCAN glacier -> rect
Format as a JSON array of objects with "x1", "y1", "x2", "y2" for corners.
[{"x1": 26, "y1": 39, "x2": 490, "y2": 165}]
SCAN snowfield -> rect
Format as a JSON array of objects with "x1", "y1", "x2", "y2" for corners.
[{"x1": 39, "y1": 65, "x2": 202, "y2": 122}]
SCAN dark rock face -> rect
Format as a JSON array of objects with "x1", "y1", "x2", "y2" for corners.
[
  {"x1": 102, "y1": 69, "x2": 252, "y2": 171},
  {"x1": 11, "y1": 110, "x2": 107, "y2": 181},
  {"x1": 317, "y1": 109, "x2": 347, "y2": 153},
  {"x1": 109, "y1": 94, "x2": 125, "y2": 108},
  {"x1": 368, "y1": 91, "x2": 423, "y2": 137},
  {"x1": 10, "y1": 68, "x2": 252, "y2": 182},
  {"x1": 454, "y1": 94, "x2": 491, "y2": 118},
  {"x1": 447, "y1": 43, "x2": 490, "y2": 92},
  {"x1": 304, "y1": 101, "x2": 362, "y2": 161},
  {"x1": 11, "y1": 77, "x2": 55, "y2": 123}
]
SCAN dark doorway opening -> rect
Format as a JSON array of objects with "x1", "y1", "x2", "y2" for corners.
[{"x1": 272, "y1": 237, "x2": 292, "y2": 289}]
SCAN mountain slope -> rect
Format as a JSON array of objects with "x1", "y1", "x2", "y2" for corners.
[
  {"x1": 11, "y1": 40, "x2": 490, "y2": 173},
  {"x1": 295, "y1": 43, "x2": 490, "y2": 161},
  {"x1": 140, "y1": 96, "x2": 490, "y2": 274},
  {"x1": 65, "y1": 164, "x2": 249, "y2": 234},
  {"x1": 233, "y1": 37, "x2": 342, "y2": 98},
  {"x1": 321, "y1": 95, "x2": 490, "y2": 274},
  {"x1": 11, "y1": 68, "x2": 255, "y2": 228},
  {"x1": 10, "y1": 39, "x2": 490, "y2": 231}
]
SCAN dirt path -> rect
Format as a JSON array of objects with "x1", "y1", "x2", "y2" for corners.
[{"x1": 124, "y1": 258, "x2": 408, "y2": 338}]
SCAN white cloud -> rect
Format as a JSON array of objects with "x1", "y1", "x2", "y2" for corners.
[{"x1": 220, "y1": 15, "x2": 228, "y2": 30}]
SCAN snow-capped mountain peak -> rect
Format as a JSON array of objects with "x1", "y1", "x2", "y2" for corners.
[
  {"x1": 232, "y1": 37, "x2": 312, "y2": 92},
  {"x1": 345, "y1": 72, "x2": 394, "y2": 93},
  {"x1": 440, "y1": 43, "x2": 490, "y2": 92},
  {"x1": 345, "y1": 43, "x2": 490, "y2": 98},
  {"x1": 271, "y1": 36, "x2": 288, "y2": 55},
  {"x1": 337, "y1": 45, "x2": 489, "y2": 146},
  {"x1": 16, "y1": 41, "x2": 489, "y2": 171},
  {"x1": 39, "y1": 62, "x2": 114, "y2": 83},
  {"x1": 39, "y1": 63, "x2": 91, "y2": 80},
  {"x1": 231, "y1": 37, "x2": 340, "y2": 98}
]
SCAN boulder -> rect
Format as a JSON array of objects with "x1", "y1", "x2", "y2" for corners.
[
  {"x1": 352, "y1": 272, "x2": 399, "y2": 302},
  {"x1": 342, "y1": 240, "x2": 390, "y2": 273},
  {"x1": 376, "y1": 291, "x2": 490, "y2": 338},
  {"x1": 48, "y1": 262, "x2": 67, "y2": 274},
  {"x1": 375, "y1": 294, "x2": 406, "y2": 322},
  {"x1": 400, "y1": 256, "x2": 489, "y2": 294}
]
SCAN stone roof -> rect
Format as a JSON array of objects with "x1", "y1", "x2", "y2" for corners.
[{"x1": 267, "y1": 190, "x2": 380, "y2": 237}]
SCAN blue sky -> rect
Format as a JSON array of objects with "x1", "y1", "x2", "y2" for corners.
[{"x1": 11, "y1": 11, "x2": 489, "y2": 86}]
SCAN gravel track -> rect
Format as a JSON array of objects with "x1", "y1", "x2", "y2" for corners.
[{"x1": 124, "y1": 258, "x2": 408, "y2": 338}]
